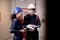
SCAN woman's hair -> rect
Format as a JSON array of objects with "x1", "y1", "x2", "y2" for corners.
[{"x1": 10, "y1": 14, "x2": 16, "y2": 20}]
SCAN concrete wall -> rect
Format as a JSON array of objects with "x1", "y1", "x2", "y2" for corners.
[
  {"x1": 0, "y1": 0, "x2": 12, "y2": 40},
  {"x1": 36, "y1": 0, "x2": 46, "y2": 40}
]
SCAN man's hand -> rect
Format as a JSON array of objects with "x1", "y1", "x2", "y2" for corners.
[
  {"x1": 28, "y1": 30, "x2": 33, "y2": 31},
  {"x1": 30, "y1": 24, "x2": 36, "y2": 28}
]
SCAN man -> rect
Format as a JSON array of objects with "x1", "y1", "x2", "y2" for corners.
[{"x1": 24, "y1": 4, "x2": 41, "y2": 40}]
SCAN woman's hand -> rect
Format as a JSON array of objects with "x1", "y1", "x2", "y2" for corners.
[{"x1": 20, "y1": 29, "x2": 25, "y2": 33}]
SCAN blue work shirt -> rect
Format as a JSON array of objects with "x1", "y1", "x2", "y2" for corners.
[
  {"x1": 9, "y1": 18, "x2": 23, "y2": 40},
  {"x1": 24, "y1": 14, "x2": 41, "y2": 31}
]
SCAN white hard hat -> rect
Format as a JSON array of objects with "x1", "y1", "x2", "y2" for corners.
[{"x1": 27, "y1": 4, "x2": 35, "y2": 9}]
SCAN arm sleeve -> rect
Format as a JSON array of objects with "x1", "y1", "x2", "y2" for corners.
[
  {"x1": 24, "y1": 16, "x2": 28, "y2": 28},
  {"x1": 9, "y1": 19, "x2": 20, "y2": 34},
  {"x1": 36, "y1": 16, "x2": 41, "y2": 28}
]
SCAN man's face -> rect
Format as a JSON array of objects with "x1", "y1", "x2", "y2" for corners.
[{"x1": 28, "y1": 9, "x2": 34, "y2": 15}]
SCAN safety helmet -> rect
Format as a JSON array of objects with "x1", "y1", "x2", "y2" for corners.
[
  {"x1": 27, "y1": 4, "x2": 35, "y2": 9},
  {"x1": 13, "y1": 7, "x2": 22, "y2": 14}
]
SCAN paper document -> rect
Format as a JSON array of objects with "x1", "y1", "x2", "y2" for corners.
[{"x1": 26, "y1": 24, "x2": 39, "y2": 30}]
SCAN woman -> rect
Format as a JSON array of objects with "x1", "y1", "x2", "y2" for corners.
[{"x1": 9, "y1": 7, "x2": 25, "y2": 40}]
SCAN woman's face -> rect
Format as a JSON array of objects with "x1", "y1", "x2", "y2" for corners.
[{"x1": 16, "y1": 12, "x2": 23, "y2": 19}]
